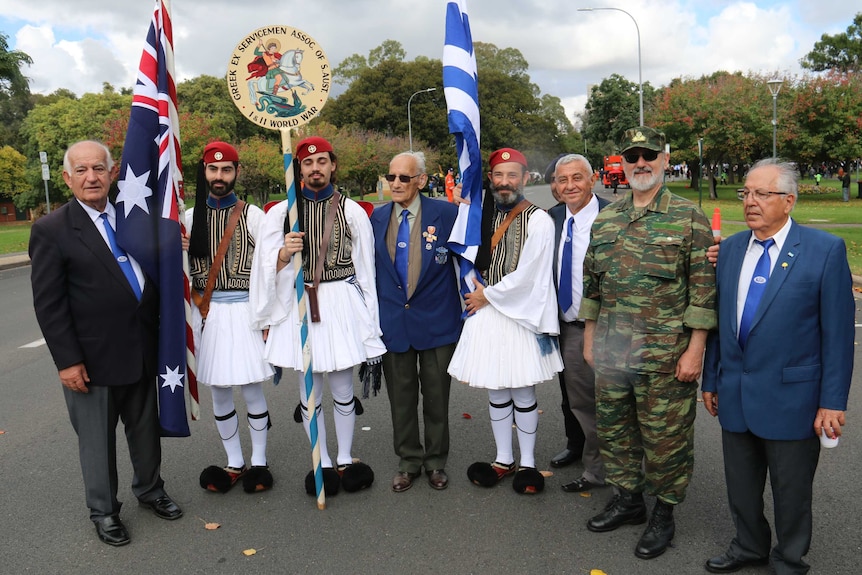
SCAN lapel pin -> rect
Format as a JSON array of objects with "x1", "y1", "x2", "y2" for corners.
[{"x1": 781, "y1": 262, "x2": 788, "y2": 269}]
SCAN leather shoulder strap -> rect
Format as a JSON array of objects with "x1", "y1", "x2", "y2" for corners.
[
  {"x1": 490, "y1": 199, "x2": 531, "y2": 253},
  {"x1": 196, "y1": 200, "x2": 246, "y2": 320}
]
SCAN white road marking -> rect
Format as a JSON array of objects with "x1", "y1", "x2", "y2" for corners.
[{"x1": 20, "y1": 338, "x2": 46, "y2": 348}]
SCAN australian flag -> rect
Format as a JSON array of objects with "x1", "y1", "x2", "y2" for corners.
[
  {"x1": 116, "y1": 0, "x2": 197, "y2": 437},
  {"x1": 444, "y1": 0, "x2": 484, "y2": 299}
]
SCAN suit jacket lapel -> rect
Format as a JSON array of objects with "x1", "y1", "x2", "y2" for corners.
[
  {"x1": 70, "y1": 200, "x2": 140, "y2": 300},
  {"x1": 750, "y1": 222, "x2": 801, "y2": 333},
  {"x1": 724, "y1": 230, "x2": 750, "y2": 339},
  {"x1": 417, "y1": 198, "x2": 438, "y2": 286},
  {"x1": 374, "y1": 202, "x2": 400, "y2": 285}
]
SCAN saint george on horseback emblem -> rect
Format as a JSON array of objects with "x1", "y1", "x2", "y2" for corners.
[{"x1": 227, "y1": 26, "x2": 330, "y2": 128}]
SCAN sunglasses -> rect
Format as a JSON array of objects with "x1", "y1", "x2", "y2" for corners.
[
  {"x1": 384, "y1": 174, "x2": 421, "y2": 183},
  {"x1": 622, "y1": 150, "x2": 660, "y2": 163}
]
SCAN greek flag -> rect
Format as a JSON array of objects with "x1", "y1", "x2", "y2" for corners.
[{"x1": 444, "y1": 0, "x2": 484, "y2": 297}]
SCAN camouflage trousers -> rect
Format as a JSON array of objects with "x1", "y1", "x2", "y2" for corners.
[{"x1": 594, "y1": 366, "x2": 697, "y2": 504}]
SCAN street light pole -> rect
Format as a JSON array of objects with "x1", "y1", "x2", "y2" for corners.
[
  {"x1": 408, "y1": 87, "x2": 436, "y2": 152},
  {"x1": 767, "y1": 78, "x2": 783, "y2": 159},
  {"x1": 697, "y1": 138, "x2": 704, "y2": 208},
  {"x1": 579, "y1": 7, "x2": 643, "y2": 126}
]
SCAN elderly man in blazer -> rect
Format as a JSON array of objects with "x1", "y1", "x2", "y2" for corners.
[
  {"x1": 371, "y1": 151, "x2": 461, "y2": 493},
  {"x1": 30, "y1": 140, "x2": 182, "y2": 547},
  {"x1": 548, "y1": 154, "x2": 610, "y2": 493},
  {"x1": 702, "y1": 158, "x2": 854, "y2": 575}
]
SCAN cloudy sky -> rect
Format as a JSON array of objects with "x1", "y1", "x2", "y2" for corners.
[{"x1": 0, "y1": 0, "x2": 854, "y2": 125}]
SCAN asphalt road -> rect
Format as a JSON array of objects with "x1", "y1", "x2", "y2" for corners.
[{"x1": 1, "y1": 186, "x2": 860, "y2": 575}]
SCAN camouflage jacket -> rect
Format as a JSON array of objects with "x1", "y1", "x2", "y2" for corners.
[{"x1": 581, "y1": 186, "x2": 716, "y2": 373}]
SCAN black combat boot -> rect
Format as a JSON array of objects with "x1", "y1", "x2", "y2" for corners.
[
  {"x1": 634, "y1": 499, "x2": 675, "y2": 559},
  {"x1": 587, "y1": 488, "x2": 647, "y2": 532}
]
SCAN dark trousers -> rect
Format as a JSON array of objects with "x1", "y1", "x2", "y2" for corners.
[
  {"x1": 559, "y1": 375, "x2": 586, "y2": 454},
  {"x1": 721, "y1": 429, "x2": 820, "y2": 575},
  {"x1": 63, "y1": 376, "x2": 165, "y2": 521},
  {"x1": 383, "y1": 344, "x2": 455, "y2": 473},
  {"x1": 559, "y1": 321, "x2": 603, "y2": 482}
]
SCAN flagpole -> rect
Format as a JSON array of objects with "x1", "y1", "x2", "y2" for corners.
[{"x1": 281, "y1": 128, "x2": 325, "y2": 510}]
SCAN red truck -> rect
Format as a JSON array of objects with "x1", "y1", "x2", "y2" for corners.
[{"x1": 602, "y1": 155, "x2": 629, "y2": 190}]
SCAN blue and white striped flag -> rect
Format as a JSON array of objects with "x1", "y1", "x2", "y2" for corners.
[{"x1": 444, "y1": 0, "x2": 484, "y2": 297}]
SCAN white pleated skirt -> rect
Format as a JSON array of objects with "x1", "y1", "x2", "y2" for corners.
[
  {"x1": 448, "y1": 304, "x2": 563, "y2": 389},
  {"x1": 192, "y1": 299, "x2": 274, "y2": 387},
  {"x1": 264, "y1": 277, "x2": 385, "y2": 373}
]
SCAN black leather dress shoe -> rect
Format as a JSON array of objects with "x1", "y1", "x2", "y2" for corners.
[
  {"x1": 392, "y1": 471, "x2": 419, "y2": 493},
  {"x1": 705, "y1": 552, "x2": 769, "y2": 573},
  {"x1": 427, "y1": 469, "x2": 449, "y2": 490},
  {"x1": 561, "y1": 477, "x2": 605, "y2": 493},
  {"x1": 139, "y1": 495, "x2": 183, "y2": 520},
  {"x1": 94, "y1": 515, "x2": 130, "y2": 546},
  {"x1": 550, "y1": 448, "x2": 582, "y2": 468}
]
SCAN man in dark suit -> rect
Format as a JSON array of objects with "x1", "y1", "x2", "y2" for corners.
[
  {"x1": 371, "y1": 151, "x2": 461, "y2": 492},
  {"x1": 543, "y1": 154, "x2": 587, "y2": 469},
  {"x1": 548, "y1": 154, "x2": 610, "y2": 493},
  {"x1": 30, "y1": 140, "x2": 182, "y2": 547},
  {"x1": 702, "y1": 158, "x2": 855, "y2": 574}
]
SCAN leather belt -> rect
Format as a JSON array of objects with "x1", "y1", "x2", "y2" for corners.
[{"x1": 563, "y1": 319, "x2": 586, "y2": 328}]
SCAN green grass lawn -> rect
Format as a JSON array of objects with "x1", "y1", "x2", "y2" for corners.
[{"x1": 0, "y1": 222, "x2": 32, "y2": 255}]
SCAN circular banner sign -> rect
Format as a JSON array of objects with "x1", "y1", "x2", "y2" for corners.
[{"x1": 226, "y1": 25, "x2": 330, "y2": 131}]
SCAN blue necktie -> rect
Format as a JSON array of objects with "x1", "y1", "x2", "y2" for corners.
[
  {"x1": 738, "y1": 238, "x2": 774, "y2": 348},
  {"x1": 100, "y1": 213, "x2": 142, "y2": 301},
  {"x1": 558, "y1": 217, "x2": 574, "y2": 312},
  {"x1": 394, "y1": 209, "x2": 410, "y2": 292}
]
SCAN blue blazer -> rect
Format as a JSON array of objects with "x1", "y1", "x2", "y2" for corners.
[
  {"x1": 549, "y1": 195, "x2": 610, "y2": 293},
  {"x1": 702, "y1": 221, "x2": 855, "y2": 440},
  {"x1": 371, "y1": 195, "x2": 462, "y2": 353}
]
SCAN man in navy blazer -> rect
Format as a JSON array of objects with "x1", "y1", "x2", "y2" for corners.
[
  {"x1": 371, "y1": 151, "x2": 462, "y2": 492},
  {"x1": 702, "y1": 158, "x2": 854, "y2": 575},
  {"x1": 30, "y1": 141, "x2": 182, "y2": 547},
  {"x1": 548, "y1": 154, "x2": 610, "y2": 493}
]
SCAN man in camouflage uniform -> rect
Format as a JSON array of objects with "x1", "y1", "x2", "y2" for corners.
[{"x1": 581, "y1": 127, "x2": 716, "y2": 560}]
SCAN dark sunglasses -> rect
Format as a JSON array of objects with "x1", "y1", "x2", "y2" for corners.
[
  {"x1": 384, "y1": 174, "x2": 421, "y2": 183},
  {"x1": 622, "y1": 150, "x2": 660, "y2": 163}
]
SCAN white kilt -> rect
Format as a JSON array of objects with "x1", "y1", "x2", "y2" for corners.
[
  {"x1": 264, "y1": 277, "x2": 386, "y2": 373},
  {"x1": 448, "y1": 304, "x2": 563, "y2": 389},
  {"x1": 192, "y1": 299, "x2": 274, "y2": 387}
]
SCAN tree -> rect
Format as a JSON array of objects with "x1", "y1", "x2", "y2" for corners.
[
  {"x1": 473, "y1": 42, "x2": 530, "y2": 83},
  {"x1": 324, "y1": 42, "x2": 572, "y2": 172},
  {"x1": 651, "y1": 72, "x2": 773, "y2": 197},
  {"x1": 0, "y1": 145, "x2": 28, "y2": 206},
  {"x1": 321, "y1": 58, "x2": 446, "y2": 156},
  {"x1": 176, "y1": 75, "x2": 264, "y2": 142},
  {"x1": 784, "y1": 71, "x2": 862, "y2": 167},
  {"x1": 333, "y1": 40, "x2": 406, "y2": 86},
  {"x1": 236, "y1": 135, "x2": 283, "y2": 206},
  {"x1": 581, "y1": 74, "x2": 656, "y2": 160},
  {"x1": 0, "y1": 32, "x2": 33, "y2": 149},
  {"x1": 368, "y1": 40, "x2": 406, "y2": 67},
  {"x1": 19, "y1": 89, "x2": 131, "y2": 208},
  {"x1": 801, "y1": 12, "x2": 862, "y2": 73}
]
